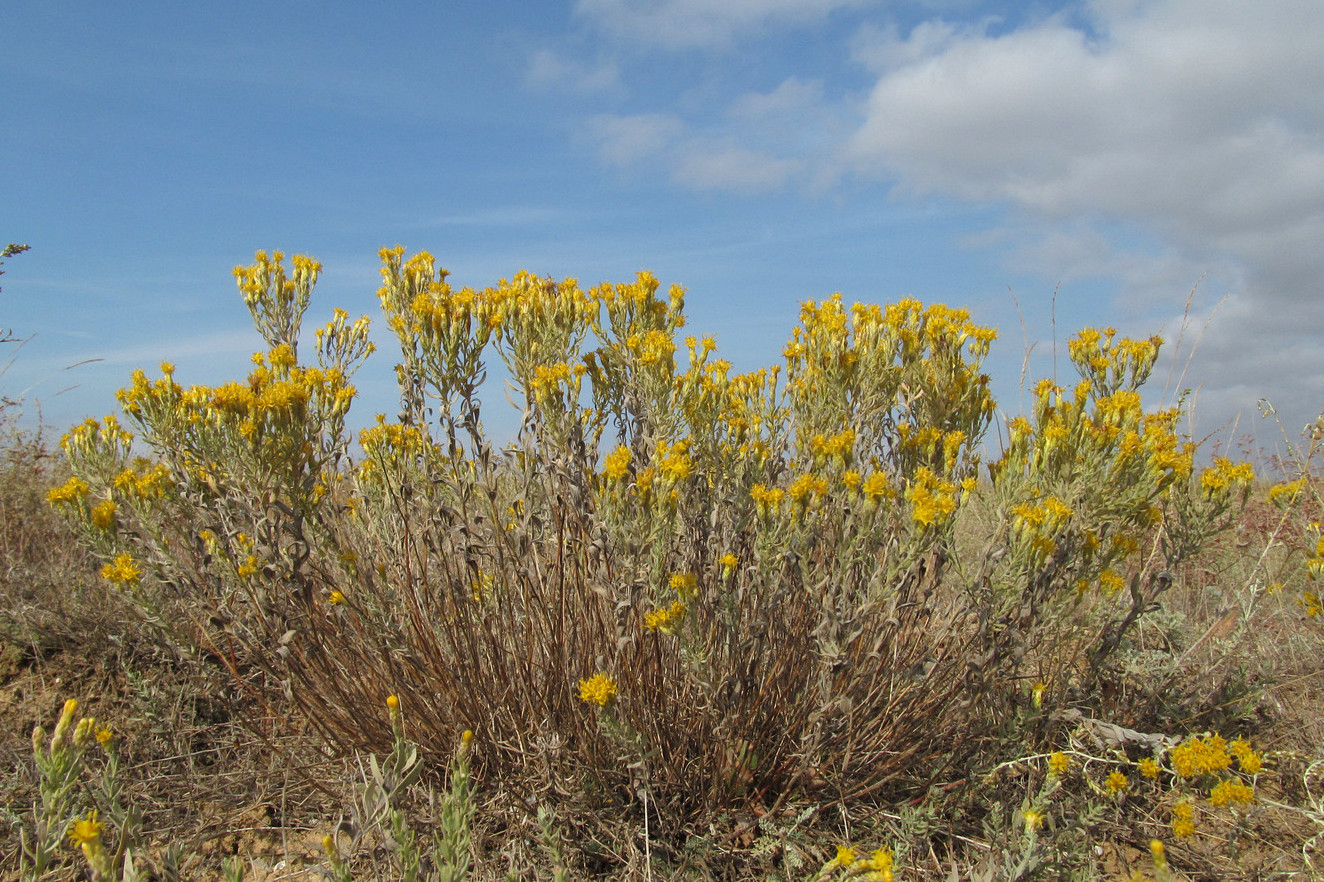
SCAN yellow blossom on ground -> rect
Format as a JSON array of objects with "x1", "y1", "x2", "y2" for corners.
[
  {"x1": 67, "y1": 809, "x2": 111, "y2": 877},
  {"x1": 1171, "y1": 802, "x2": 1195, "y2": 838},
  {"x1": 1023, "y1": 808, "x2": 1045, "y2": 832},
  {"x1": 1208, "y1": 778, "x2": 1256, "y2": 807},
  {"x1": 1268, "y1": 477, "x2": 1306, "y2": 507},
  {"x1": 1230, "y1": 739, "x2": 1262, "y2": 775},
  {"x1": 1048, "y1": 751, "x2": 1071, "y2": 776},
  {"x1": 1139, "y1": 757, "x2": 1160, "y2": 779},
  {"x1": 858, "y1": 846, "x2": 894, "y2": 882},
  {"x1": 67, "y1": 811, "x2": 104, "y2": 846},
  {"x1": 1171, "y1": 735, "x2": 1231, "y2": 777},
  {"x1": 578, "y1": 673, "x2": 618, "y2": 706},
  {"x1": 823, "y1": 845, "x2": 855, "y2": 871},
  {"x1": 1105, "y1": 770, "x2": 1129, "y2": 795}
]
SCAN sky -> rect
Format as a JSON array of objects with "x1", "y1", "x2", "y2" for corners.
[{"x1": 3, "y1": 0, "x2": 1321, "y2": 455}]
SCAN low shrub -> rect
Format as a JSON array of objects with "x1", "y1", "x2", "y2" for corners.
[{"x1": 47, "y1": 249, "x2": 1271, "y2": 860}]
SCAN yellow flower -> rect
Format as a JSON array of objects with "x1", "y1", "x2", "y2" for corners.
[
  {"x1": 861, "y1": 472, "x2": 893, "y2": 504},
  {"x1": 67, "y1": 808, "x2": 112, "y2": 876},
  {"x1": 906, "y1": 467, "x2": 957, "y2": 527},
  {"x1": 830, "y1": 846, "x2": 856, "y2": 868},
  {"x1": 1171, "y1": 801, "x2": 1196, "y2": 837},
  {"x1": 67, "y1": 811, "x2": 104, "y2": 846},
  {"x1": 1171, "y1": 734, "x2": 1231, "y2": 777},
  {"x1": 47, "y1": 476, "x2": 91, "y2": 507},
  {"x1": 96, "y1": 725, "x2": 114, "y2": 747},
  {"x1": 1022, "y1": 808, "x2": 1045, "y2": 832},
  {"x1": 657, "y1": 439, "x2": 692, "y2": 482},
  {"x1": 1208, "y1": 778, "x2": 1255, "y2": 807},
  {"x1": 1150, "y1": 840, "x2": 1168, "y2": 872},
  {"x1": 1048, "y1": 751, "x2": 1071, "y2": 777},
  {"x1": 667, "y1": 572, "x2": 698, "y2": 602},
  {"x1": 643, "y1": 601, "x2": 686, "y2": 633},
  {"x1": 1098, "y1": 570, "x2": 1126, "y2": 595},
  {"x1": 328, "y1": 590, "x2": 346, "y2": 606},
  {"x1": 90, "y1": 499, "x2": 118, "y2": 531},
  {"x1": 788, "y1": 472, "x2": 828, "y2": 507},
  {"x1": 1230, "y1": 739, "x2": 1262, "y2": 775},
  {"x1": 1268, "y1": 477, "x2": 1307, "y2": 507},
  {"x1": 1104, "y1": 770, "x2": 1129, "y2": 795},
  {"x1": 858, "y1": 846, "x2": 894, "y2": 882},
  {"x1": 101, "y1": 553, "x2": 141, "y2": 588},
  {"x1": 578, "y1": 673, "x2": 618, "y2": 707},
  {"x1": 602, "y1": 445, "x2": 632, "y2": 481},
  {"x1": 1138, "y1": 757, "x2": 1160, "y2": 779},
  {"x1": 750, "y1": 483, "x2": 785, "y2": 515}
]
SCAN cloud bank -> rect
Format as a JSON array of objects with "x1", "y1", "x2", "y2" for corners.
[{"x1": 567, "y1": 0, "x2": 1324, "y2": 439}]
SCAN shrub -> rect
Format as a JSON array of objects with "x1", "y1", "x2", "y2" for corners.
[{"x1": 50, "y1": 249, "x2": 1255, "y2": 830}]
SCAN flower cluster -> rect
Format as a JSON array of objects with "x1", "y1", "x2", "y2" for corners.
[{"x1": 577, "y1": 673, "x2": 618, "y2": 707}]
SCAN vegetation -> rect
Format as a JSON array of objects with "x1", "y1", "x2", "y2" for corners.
[{"x1": 3, "y1": 248, "x2": 1324, "y2": 879}]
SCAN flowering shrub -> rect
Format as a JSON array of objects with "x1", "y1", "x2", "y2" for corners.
[{"x1": 50, "y1": 249, "x2": 1256, "y2": 823}]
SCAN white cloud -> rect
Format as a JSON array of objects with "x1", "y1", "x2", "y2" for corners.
[
  {"x1": 672, "y1": 143, "x2": 802, "y2": 193},
  {"x1": 728, "y1": 76, "x2": 825, "y2": 121},
  {"x1": 575, "y1": 0, "x2": 873, "y2": 49},
  {"x1": 526, "y1": 48, "x2": 621, "y2": 94},
  {"x1": 586, "y1": 78, "x2": 850, "y2": 194},
  {"x1": 844, "y1": 0, "x2": 1324, "y2": 436},
  {"x1": 587, "y1": 112, "x2": 686, "y2": 166}
]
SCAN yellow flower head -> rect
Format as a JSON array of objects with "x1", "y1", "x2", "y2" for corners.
[
  {"x1": 47, "y1": 476, "x2": 91, "y2": 507},
  {"x1": 101, "y1": 553, "x2": 141, "y2": 588},
  {"x1": 602, "y1": 445, "x2": 632, "y2": 481},
  {"x1": 577, "y1": 672, "x2": 618, "y2": 706},
  {"x1": 1170, "y1": 734, "x2": 1232, "y2": 778},
  {"x1": 1208, "y1": 778, "x2": 1256, "y2": 807},
  {"x1": 669, "y1": 571, "x2": 698, "y2": 600},
  {"x1": 1104, "y1": 770, "x2": 1129, "y2": 795},
  {"x1": 643, "y1": 601, "x2": 687, "y2": 633},
  {"x1": 1230, "y1": 738, "x2": 1262, "y2": 775},
  {"x1": 832, "y1": 846, "x2": 856, "y2": 868},
  {"x1": 90, "y1": 499, "x2": 118, "y2": 531},
  {"x1": 67, "y1": 811, "x2": 104, "y2": 846}
]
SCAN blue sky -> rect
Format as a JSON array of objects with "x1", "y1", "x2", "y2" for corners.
[{"x1": 3, "y1": 0, "x2": 1321, "y2": 451}]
